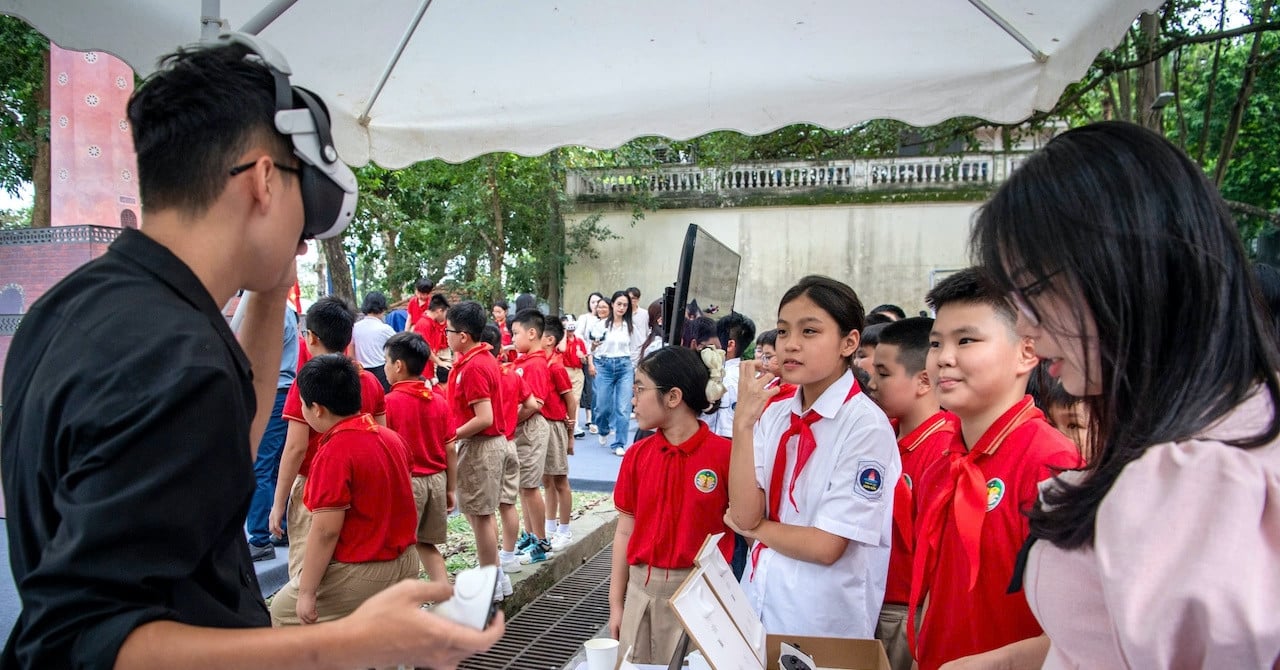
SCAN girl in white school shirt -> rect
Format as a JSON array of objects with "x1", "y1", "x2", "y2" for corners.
[{"x1": 726, "y1": 275, "x2": 899, "y2": 639}]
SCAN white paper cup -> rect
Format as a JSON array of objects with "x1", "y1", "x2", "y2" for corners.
[{"x1": 584, "y1": 637, "x2": 620, "y2": 670}]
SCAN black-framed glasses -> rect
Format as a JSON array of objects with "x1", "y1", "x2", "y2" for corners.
[
  {"x1": 229, "y1": 160, "x2": 302, "y2": 177},
  {"x1": 1007, "y1": 269, "x2": 1062, "y2": 327},
  {"x1": 444, "y1": 328, "x2": 464, "y2": 335}
]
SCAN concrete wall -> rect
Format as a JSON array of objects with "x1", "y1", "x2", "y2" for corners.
[{"x1": 564, "y1": 202, "x2": 979, "y2": 323}]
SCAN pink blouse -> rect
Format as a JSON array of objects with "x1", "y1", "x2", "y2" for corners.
[{"x1": 1026, "y1": 388, "x2": 1280, "y2": 669}]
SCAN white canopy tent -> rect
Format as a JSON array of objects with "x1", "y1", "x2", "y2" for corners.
[{"x1": 3, "y1": 0, "x2": 1161, "y2": 167}]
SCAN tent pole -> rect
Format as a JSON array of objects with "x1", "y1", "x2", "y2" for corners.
[
  {"x1": 201, "y1": 0, "x2": 223, "y2": 41},
  {"x1": 967, "y1": 0, "x2": 1048, "y2": 63},
  {"x1": 241, "y1": 0, "x2": 300, "y2": 35},
  {"x1": 358, "y1": 0, "x2": 434, "y2": 125}
]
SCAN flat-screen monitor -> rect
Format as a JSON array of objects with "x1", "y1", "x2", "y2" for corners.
[{"x1": 666, "y1": 224, "x2": 742, "y2": 347}]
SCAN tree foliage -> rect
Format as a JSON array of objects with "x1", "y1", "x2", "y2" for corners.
[{"x1": 0, "y1": 16, "x2": 47, "y2": 198}]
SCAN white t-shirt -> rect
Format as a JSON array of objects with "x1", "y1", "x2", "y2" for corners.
[
  {"x1": 352, "y1": 315, "x2": 395, "y2": 367},
  {"x1": 741, "y1": 369, "x2": 899, "y2": 638}
]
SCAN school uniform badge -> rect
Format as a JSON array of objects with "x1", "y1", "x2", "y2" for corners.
[
  {"x1": 986, "y1": 478, "x2": 1005, "y2": 511},
  {"x1": 855, "y1": 460, "x2": 886, "y2": 499},
  {"x1": 693, "y1": 469, "x2": 718, "y2": 493}
]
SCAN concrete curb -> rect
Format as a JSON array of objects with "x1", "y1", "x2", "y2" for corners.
[{"x1": 500, "y1": 499, "x2": 618, "y2": 617}]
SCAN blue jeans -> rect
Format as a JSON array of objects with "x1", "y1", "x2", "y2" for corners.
[
  {"x1": 593, "y1": 355, "x2": 634, "y2": 451},
  {"x1": 246, "y1": 388, "x2": 289, "y2": 547}
]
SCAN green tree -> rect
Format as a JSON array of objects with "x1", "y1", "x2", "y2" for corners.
[{"x1": 0, "y1": 16, "x2": 49, "y2": 227}]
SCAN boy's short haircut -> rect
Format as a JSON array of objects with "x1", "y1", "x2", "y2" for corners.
[
  {"x1": 626, "y1": 287, "x2": 641, "y2": 299},
  {"x1": 877, "y1": 316, "x2": 934, "y2": 375},
  {"x1": 543, "y1": 318, "x2": 565, "y2": 346},
  {"x1": 428, "y1": 294, "x2": 450, "y2": 311},
  {"x1": 298, "y1": 353, "x2": 362, "y2": 416},
  {"x1": 128, "y1": 43, "x2": 290, "y2": 216},
  {"x1": 511, "y1": 308, "x2": 545, "y2": 336},
  {"x1": 756, "y1": 329, "x2": 777, "y2": 348},
  {"x1": 492, "y1": 299, "x2": 509, "y2": 311},
  {"x1": 686, "y1": 316, "x2": 717, "y2": 348},
  {"x1": 871, "y1": 303, "x2": 908, "y2": 320},
  {"x1": 865, "y1": 312, "x2": 895, "y2": 327},
  {"x1": 385, "y1": 332, "x2": 430, "y2": 377},
  {"x1": 861, "y1": 322, "x2": 888, "y2": 347},
  {"x1": 715, "y1": 311, "x2": 757, "y2": 354},
  {"x1": 306, "y1": 296, "x2": 357, "y2": 352},
  {"x1": 415, "y1": 277, "x2": 436, "y2": 294},
  {"x1": 924, "y1": 267, "x2": 1018, "y2": 328},
  {"x1": 479, "y1": 324, "x2": 503, "y2": 355},
  {"x1": 446, "y1": 301, "x2": 487, "y2": 340}
]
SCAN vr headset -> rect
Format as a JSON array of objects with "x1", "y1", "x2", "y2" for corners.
[{"x1": 216, "y1": 32, "x2": 357, "y2": 240}]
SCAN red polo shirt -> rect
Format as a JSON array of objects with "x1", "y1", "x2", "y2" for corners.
[
  {"x1": 613, "y1": 422, "x2": 734, "y2": 570},
  {"x1": 407, "y1": 295, "x2": 427, "y2": 329},
  {"x1": 496, "y1": 361, "x2": 530, "y2": 440},
  {"x1": 303, "y1": 414, "x2": 416, "y2": 563},
  {"x1": 562, "y1": 333, "x2": 588, "y2": 369},
  {"x1": 282, "y1": 365, "x2": 387, "y2": 477},
  {"x1": 384, "y1": 380, "x2": 453, "y2": 476},
  {"x1": 883, "y1": 410, "x2": 956, "y2": 606},
  {"x1": 910, "y1": 396, "x2": 1081, "y2": 670},
  {"x1": 514, "y1": 349, "x2": 552, "y2": 405},
  {"x1": 447, "y1": 343, "x2": 504, "y2": 438},
  {"x1": 541, "y1": 359, "x2": 573, "y2": 421}
]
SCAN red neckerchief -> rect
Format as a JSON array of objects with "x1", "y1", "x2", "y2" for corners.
[
  {"x1": 892, "y1": 412, "x2": 957, "y2": 556},
  {"x1": 642, "y1": 421, "x2": 711, "y2": 585},
  {"x1": 907, "y1": 396, "x2": 1038, "y2": 656},
  {"x1": 319, "y1": 413, "x2": 379, "y2": 448},
  {"x1": 391, "y1": 379, "x2": 434, "y2": 402},
  {"x1": 763, "y1": 382, "x2": 799, "y2": 408},
  {"x1": 750, "y1": 376, "x2": 862, "y2": 579}
]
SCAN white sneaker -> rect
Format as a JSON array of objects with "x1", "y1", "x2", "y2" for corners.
[
  {"x1": 500, "y1": 572, "x2": 514, "y2": 597},
  {"x1": 500, "y1": 557, "x2": 523, "y2": 574},
  {"x1": 598, "y1": 433, "x2": 608, "y2": 446},
  {"x1": 614, "y1": 446, "x2": 627, "y2": 457},
  {"x1": 550, "y1": 531, "x2": 572, "y2": 551}
]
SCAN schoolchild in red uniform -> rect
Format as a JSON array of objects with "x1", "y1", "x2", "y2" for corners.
[
  {"x1": 908, "y1": 269, "x2": 1080, "y2": 670},
  {"x1": 609, "y1": 346, "x2": 732, "y2": 664},
  {"x1": 510, "y1": 309, "x2": 554, "y2": 563},
  {"x1": 559, "y1": 317, "x2": 593, "y2": 438},
  {"x1": 405, "y1": 277, "x2": 434, "y2": 331},
  {"x1": 867, "y1": 316, "x2": 955, "y2": 670},
  {"x1": 270, "y1": 297, "x2": 386, "y2": 581},
  {"x1": 413, "y1": 294, "x2": 451, "y2": 385},
  {"x1": 269, "y1": 354, "x2": 418, "y2": 626},
  {"x1": 445, "y1": 301, "x2": 508, "y2": 580},
  {"x1": 540, "y1": 318, "x2": 579, "y2": 549},
  {"x1": 382, "y1": 332, "x2": 456, "y2": 585}
]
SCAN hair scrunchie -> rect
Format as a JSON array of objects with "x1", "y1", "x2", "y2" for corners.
[{"x1": 701, "y1": 346, "x2": 727, "y2": 403}]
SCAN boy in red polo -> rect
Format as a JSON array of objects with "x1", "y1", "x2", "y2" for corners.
[
  {"x1": 540, "y1": 318, "x2": 579, "y2": 550},
  {"x1": 414, "y1": 294, "x2": 451, "y2": 385},
  {"x1": 269, "y1": 354, "x2": 418, "y2": 626},
  {"x1": 406, "y1": 277, "x2": 434, "y2": 331},
  {"x1": 510, "y1": 308, "x2": 554, "y2": 563},
  {"x1": 868, "y1": 316, "x2": 955, "y2": 670},
  {"x1": 270, "y1": 297, "x2": 387, "y2": 581},
  {"x1": 558, "y1": 316, "x2": 593, "y2": 438},
  {"x1": 481, "y1": 324, "x2": 536, "y2": 592},
  {"x1": 446, "y1": 302, "x2": 509, "y2": 588},
  {"x1": 383, "y1": 332, "x2": 456, "y2": 585},
  {"x1": 909, "y1": 269, "x2": 1080, "y2": 670}
]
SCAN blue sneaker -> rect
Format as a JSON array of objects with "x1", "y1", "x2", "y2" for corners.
[
  {"x1": 519, "y1": 539, "x2": 552, "y2": 565},
  {"x1": 515, "y1": 531, "x2": 538, "y2": 554}
]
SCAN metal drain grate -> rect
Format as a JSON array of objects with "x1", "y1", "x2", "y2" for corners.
[{"x1": 459, "y1": 544, "x2": 613, "y2": 670}]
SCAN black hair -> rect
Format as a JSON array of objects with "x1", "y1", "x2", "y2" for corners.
[
  {"x1": 415, "y1": 277, "x2": 436, "y2": 293},
  {"x1": 428, "y1": 293, "x2": 450, "y2": 311},
  {"x1": 870, "y1": 304, "x2": 907, "y2": 320},
  {"x1": 924, "y1": 267, "x2": 1017, "y2": 330},
  {"x1": 479, "y1": 324, "x2": 503, "y2": 357},
  {"x1": 492, "y1": 299, "x2": 509, "y2": 312},
  {"x1": 512, "y1": 308, "x2": 545, "y2": 337},
  {"x1": 446, "y1": 301, "x2": 487, "y2": 341},
  {"x1": 585, "y1": 292, "x2": 606, "y2": 313},
  {"x1": 514, "y1": 293, "x2": 537, "y2": 313},
  {"x1": 778, "y1": 275, "x2": 865, "y2": 365},
  {"x1": 128, "y1": 42, "x2": 292, "y2": 215},
  {"x1": 716, "y1": 311, "x2": 757, "y2": 357},
  {"x1": 684, "y1": 316, "x2": 717, "y2": 348},
  {"x1": 756, "y1": 329, "x2": 778, "y2": 348},
  {"x1": 607, "y1": 290, "x2": 634, "y2": 334},
  {"x1": 306, "y1": 296, "x2": 356, "y2": 352},
  {"x1": 865, "y1": 312, "x2": 894, "y2": 327},
  {"x1": 1252, "y1": 262, "x2": 1280, "y2": 341},
  {"x1": 973, "y1": 121, "x2": 1280, "y2": 549},
  {"x1": 637, "y1": 346, "x2": 719, "y2": 415},
  {"x1": 298, "y1": 353, "x2": 362, "y2": 417},
  {"x1": 1043, "y1": 377, "x2": 1083, "y2": 410},
  {"x1": 626, "y1": 287, "x2": 641, "y2": 299},
  {"x1": 384, "y1": 331, "x2": 430, "y2": 377},
  {"x1": 641, "y1": 299, "x2": 666, "y2": 354},
  {"x1": 860, "y1": 322, "x2": 887, "y2": 348},
  {"x1": 877, "y1": 317, "x2": 933, "y2": 375},
  {"x1": 543, "y1": 317, "x2": 565, "y2": 346},
  {"x1": 361, "y1": 291, "x2": 389, "y2": 315}
]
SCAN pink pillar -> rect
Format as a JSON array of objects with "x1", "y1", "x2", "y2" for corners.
[{"x1": 48, "y1": 44, "x2": 140, "y2": 228}]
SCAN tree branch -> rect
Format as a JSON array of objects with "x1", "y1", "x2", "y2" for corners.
[{"x1": 1226, "y1": 200, "x2": 1280, "y2": 225}]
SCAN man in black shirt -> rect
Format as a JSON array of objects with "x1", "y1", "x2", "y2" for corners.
[{"x1": 1, "y1": 37, "x2": 501, "y2": 669}]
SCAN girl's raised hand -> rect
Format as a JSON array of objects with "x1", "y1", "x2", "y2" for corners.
[{"x1": 734, "y1": 360, "x2": 780, "y2": 433}]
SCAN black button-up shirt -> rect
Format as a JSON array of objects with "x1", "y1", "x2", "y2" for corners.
[{"x1": 2, "y1": 229, "x2": 270, "y2": 669}]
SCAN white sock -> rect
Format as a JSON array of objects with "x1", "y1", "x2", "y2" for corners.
[
  {"x1": 558, "y1": 524, "x2": 571, "y2": 535},
  {"x1": 499, "y1": 550, "x2": 516, "y2": 563},
  {"x1": 545, "y1": 520, "x2": 556, "y2": 535}
]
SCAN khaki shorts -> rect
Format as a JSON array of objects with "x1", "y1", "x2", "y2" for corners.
[
  {"x1": 456, "y1": 434, "x2": 507, "y2": 516},
  {"x1": 286, "y1": 475, "x2": 312, "y2": 581},
  {"x1": 499, "y1": 439, "x2": 520, "y2": 506},
  {"x1": 514, "y1": 414, "x2": 550, "y2": 488},
  {"x1": 566, "y1": 367, "x2": 585, "y2": 404},
  {"x1": 874, "y1": 602, "x2": 919, "y2": 670},
  {"x1": 544, "y1": 421, "x2": 569, "y2": 476},
  {"x1": 412, "y1": 471, "x2": 449, "y2": 545},
  {"x1": 270, "y1": 547, "x2": 419, "y2": 626}
]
